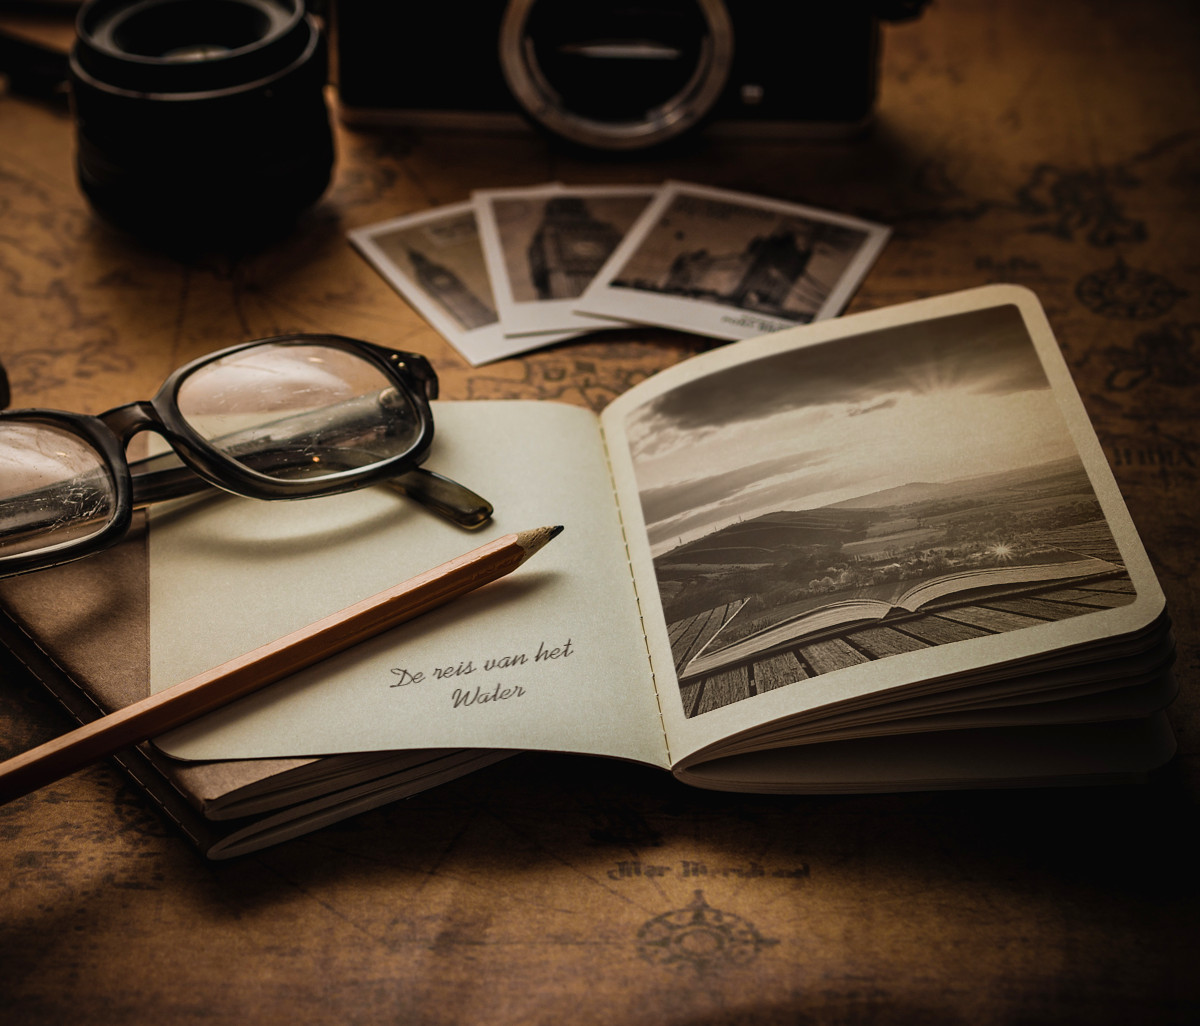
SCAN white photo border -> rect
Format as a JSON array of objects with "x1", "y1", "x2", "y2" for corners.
[
  {"x1": 474, "y1": 183, "x2": 659, "y2": 337},
  {"x1": 576, "y1": 180, "x2": 891, "y2": 341},
  {"x1": 349, "y1": 201, "x2": 576, "y2": 366}
]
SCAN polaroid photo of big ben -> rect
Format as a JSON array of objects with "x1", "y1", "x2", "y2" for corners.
[
  {"x1": 474, "y1": 183, "x2": 659, "y2": 337},
  {"x1": 349, "y1": 200, "x2": 577, "y2": 365}
]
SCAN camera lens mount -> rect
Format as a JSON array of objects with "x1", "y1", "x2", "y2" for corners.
[
  {"x1": 69, "y1": 0, "x2": 334, "y2": 245},
  {"x1": 499, "y1": 0, "x2": 734, "y2": 150}
]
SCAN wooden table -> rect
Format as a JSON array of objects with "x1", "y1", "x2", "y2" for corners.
[{"x1": 2, "y1": 2, "x2": 1198, "y2": 1022}]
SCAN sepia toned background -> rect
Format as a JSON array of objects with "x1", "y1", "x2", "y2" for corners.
[{"x1": 1, "y1": 1, "x2": 1198, "y2": 1023}]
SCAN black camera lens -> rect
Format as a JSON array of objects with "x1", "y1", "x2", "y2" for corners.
[
  {"x1": 69, "y1": 0, "x2": 334, "y2": 245},
  {"x1": 500, "y1": 0, "x2": 734, "y2": 150}
]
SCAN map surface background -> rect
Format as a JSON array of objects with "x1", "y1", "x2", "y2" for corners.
[{"x1": 2, "y1": 1, "x2": 1198, "y2": 1023}]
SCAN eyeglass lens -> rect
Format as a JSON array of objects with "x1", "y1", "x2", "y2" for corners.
[
  {"x1": 1, "y1": 340, "x2": 439, "y2": 572},
  {"x1": 175, "y1": 343, "x2": 426, "y2": 481},
  {"x1": 0, "y1": 420, "x2": 118, "y2": 558}
]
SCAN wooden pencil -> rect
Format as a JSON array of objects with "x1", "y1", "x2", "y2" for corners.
[{"x1": 0, "y1": 525, "x2": 563, "y2": 804}]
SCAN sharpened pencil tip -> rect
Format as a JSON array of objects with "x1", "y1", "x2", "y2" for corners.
[{"x1": 515, "y1": 525, "x2": 564, "y2": 561}]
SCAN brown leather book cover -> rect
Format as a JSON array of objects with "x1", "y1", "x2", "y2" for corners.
[{"x1": 0, "y1": 514, "x2": 501, "y2": 856}]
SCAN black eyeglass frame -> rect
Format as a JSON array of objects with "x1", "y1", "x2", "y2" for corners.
[{"x1": 0, "y1": 335, "x2": 492, "y2": 579}]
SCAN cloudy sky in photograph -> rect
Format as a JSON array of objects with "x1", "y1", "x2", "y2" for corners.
[{"x1": 624, "y1": 305, "x2": 1083, "y2": 557}]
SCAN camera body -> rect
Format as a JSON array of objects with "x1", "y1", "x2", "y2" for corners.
[{"x1": 334, "y1": 1, "x2": 927, "y2": 151}]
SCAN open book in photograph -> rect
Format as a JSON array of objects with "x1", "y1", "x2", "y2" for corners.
[
  {"x1": 1, "y1": 286, "x2": 1173, "y2": 857},
  {"x1": 678, "y1": 547, "x2": 1131, "y2": 685}
]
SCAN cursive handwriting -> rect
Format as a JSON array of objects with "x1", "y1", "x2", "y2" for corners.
[
  {"x1": 451, "y1": 682, "x2": 526, "y2": 708},
  {"x1": 390, "y1": 667, "x2": 423, "y2": 687},
  {"x1": 388, "y1": 638, "x2": 574, "y2": 691},
  {"x1": 720, "y1": 311, "x2": 790, "y2": 333}
]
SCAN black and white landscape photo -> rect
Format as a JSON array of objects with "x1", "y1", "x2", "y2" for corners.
[{"x1": 623, "y1": 303, "x2": 1136, "y2": 715}]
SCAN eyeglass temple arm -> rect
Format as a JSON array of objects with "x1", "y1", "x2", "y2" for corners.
[
  {"x1": 129, "y1": 453, "x2": 494, "y2": 529},
  {"x1": 385, "y1": 466, "x2": 493, "y2": 528}
]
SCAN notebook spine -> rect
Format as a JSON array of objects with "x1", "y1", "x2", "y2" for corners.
[{"x1": 0, "y1": 604, "x2": 224, "y2": 855}]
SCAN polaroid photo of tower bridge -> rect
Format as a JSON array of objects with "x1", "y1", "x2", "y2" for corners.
[{"x1": 578, "y1": 181, "x2": 891, "y2": 342}]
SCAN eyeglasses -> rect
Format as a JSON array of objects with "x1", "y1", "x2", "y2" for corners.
[{"x1": 0, "y1": 335, "x2": 493, "y2": 579}]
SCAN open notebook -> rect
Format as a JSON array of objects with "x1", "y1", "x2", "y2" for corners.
[{"x1": 0, "y1": 286, "x2": 1175, "y2": 857}]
